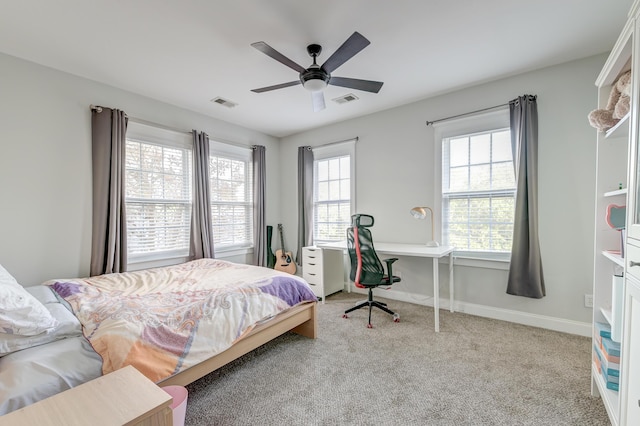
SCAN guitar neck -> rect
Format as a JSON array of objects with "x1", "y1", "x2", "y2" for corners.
[{"x1": 278, "y1": 225, "x2": 286, "y2": 254}]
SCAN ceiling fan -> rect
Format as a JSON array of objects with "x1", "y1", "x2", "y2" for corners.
[{"x1": 250, "y1": 31, "x2": 384, "y2": 112}]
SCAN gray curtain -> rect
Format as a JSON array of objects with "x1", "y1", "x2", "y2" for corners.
[
  {"x1": 90, "y1": 107, "x2": 128, "y2": 276},
  {"x1": 507, "y1": 95, "x2": 545, "y2": 298},
  {"x1": 190, "y1": 130, "x2": 214, "y2": 259},
  {"x1": 296, "y1": 146, "x2": 314, "y2": 264},
  {"x1": 252, "y1": 145, "x2": 266, "y2": 266}
]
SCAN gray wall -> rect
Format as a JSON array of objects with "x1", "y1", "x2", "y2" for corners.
[
  {"x1": 0, "y1": 50, "x2": 603, "y2": 333},
  {"x1": 280, "y1": 54, "x2": 603, "y2": 332},
  {"x1": 0, "y1": 52, "x2": 280, "y2": 285}
]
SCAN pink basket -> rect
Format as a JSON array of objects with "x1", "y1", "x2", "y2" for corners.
[{"x1": 162, "y1": 385, "x2": 188, "y2": 426}]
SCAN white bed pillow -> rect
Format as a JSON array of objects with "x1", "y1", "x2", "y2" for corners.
[
  {"x1": 0, "y1": 303, "x2": 82, "y2": 356},
  {"x1": 0, "y1": 264, "x2": 58, "y2": 336}
]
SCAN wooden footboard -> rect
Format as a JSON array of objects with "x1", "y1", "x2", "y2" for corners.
[{"x1": 159, "y1": 302, "x2": 317, "y2": 387}]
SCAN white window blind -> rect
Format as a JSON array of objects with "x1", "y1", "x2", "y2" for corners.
[
  {"x1": 442, "y1": 128, "x2": 515, "y2": 253},
  {"x1": 209, "y1": 141, "x2": 253, "y2": 250},
  {"x1": 125, "y1": 136, "x2": 192, "y2": 259}
]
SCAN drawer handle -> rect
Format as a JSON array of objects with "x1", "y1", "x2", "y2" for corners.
[
  {"x1": 309, "y1": 263, "x2": 316, "y2": 266},
  {"x1": 308, "y1": 273, "x2": 316, "y2": 276},
  {"x1": 630, "y1": 261, "x2": 640, "y2": 267},
  {"x1": 308, "y1": 256, "x2": 316, "y2": 259}
]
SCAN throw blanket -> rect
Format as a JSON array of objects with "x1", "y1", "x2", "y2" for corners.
[{"x1": 46, "y1": 259, "x2": 317, "y2": 382}]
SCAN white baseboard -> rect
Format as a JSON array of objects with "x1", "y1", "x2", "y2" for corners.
[{"x1": 348, "y1": 286, "x2": 591, "y2": 337}]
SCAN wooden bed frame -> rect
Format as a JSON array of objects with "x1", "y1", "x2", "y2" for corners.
[{"x1": 159, "y1": 301, "x2": 317, "y2": 387}]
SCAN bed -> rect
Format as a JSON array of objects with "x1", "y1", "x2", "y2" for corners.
[{"x1": 0, "y1": 259, "x2": 318, "y2": 415}]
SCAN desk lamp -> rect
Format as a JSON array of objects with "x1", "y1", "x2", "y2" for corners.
[{"x1": 410, "y1": 206, "x2": 439, "y2": 247}]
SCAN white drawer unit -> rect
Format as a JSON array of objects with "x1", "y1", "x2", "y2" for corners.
[{"x1": 302, "y1": 246, "x2": 344, "y2": 303}]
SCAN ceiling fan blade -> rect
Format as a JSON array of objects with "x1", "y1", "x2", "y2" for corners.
[
  {"x1": 251, "y1": 81, "x2": 301, "y2": 93},
  {"x1": 321, "y1": 31, "x2": 370, "y2": 74},
  {"x1": 251, "y1": 42, "x2": 307, "y2": 73},
  {"x1": 329, "y1": 76, "x2": 384, "y2": 93},
  {"x1": 312, "y1": 91, "x2": 326, "y2": 112}
]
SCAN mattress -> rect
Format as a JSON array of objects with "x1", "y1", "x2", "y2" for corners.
[
  {"x1": 0, "y1": 286, "x2": 102, "y2": 415},
  {"x1": 46, "y1": 258, "x2": 317, "y2": 383}
]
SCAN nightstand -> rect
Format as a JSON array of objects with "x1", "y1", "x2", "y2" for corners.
[
  {"x1": 0, "y1": 365, "x2": 173, "y2": 426},
  {"x1": 302, "y1": 246, "x2": 345, "y2": 303}
]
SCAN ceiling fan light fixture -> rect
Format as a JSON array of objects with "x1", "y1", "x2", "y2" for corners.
[
  {"x1": 300, "y1": 66, "x2": 330, "y2": 92},
  {"x1": 303, "y1": 78, "x2": 328, "y2": 92}
]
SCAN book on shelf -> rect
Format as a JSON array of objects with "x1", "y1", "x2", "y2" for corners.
[
  {"x1": 606, "y1": 380, "x2": 619, "y2": 392},
  {"x1": 594, "y1": 344, "x2": 620, "y2": 377},
  {"x1": 594, "y1": 350, "x2": 620, "y2": 391},
  {"x1": 601, "y1": 335, "x2": 621, "y2": 358},
  {"x1": 595, "y1": 321, "x2": 611, "y2": 339}
]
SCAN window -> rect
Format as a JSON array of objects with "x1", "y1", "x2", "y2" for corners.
[
  {"x1": 442, "y1": 128, "x2": 515, "y2": 255},
  {"x1": 209, "y1": 141, "x2": 253, "y2": 251},
  {"x1": 313, "y1": 140, "x2": 356, "y2": 243},
  {"x1": 435, "y1": 110, "x2": 514, "y2": 260},
  {"x1": 125, "y1": 124, "x2": 193, "y2": 263},
  {"x1": 124, "y1": 124, "x2": 254, "y2": 265}
]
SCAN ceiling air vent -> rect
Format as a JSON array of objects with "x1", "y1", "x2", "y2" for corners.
[
  {"x1": 332, "y1": 93, "x2": 359, "y2": 105},
  {"x1": 210, "y1": 97, "x2": 238, "y2": 108}
]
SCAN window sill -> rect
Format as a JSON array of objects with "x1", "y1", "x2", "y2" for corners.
[
  {"x1": 126, "y1": 247, "x2": 254, "y2": 271},
  {"x1": 127, "y1": 253, "x2": 190, "y2": 271},
  {"x1": 452, "y1": 252, "x2": 510, "y2": 271},
  {"x1": 215, "y1": 246, "x2": 254, "y2": 258}
]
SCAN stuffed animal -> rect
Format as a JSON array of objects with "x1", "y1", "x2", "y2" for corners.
[
  {"x1": 588, "y1": 69, "x2": 632, "y2": 131},
  {"x1": 614, "y1": 70, "x2": 631, "y2": 119}
]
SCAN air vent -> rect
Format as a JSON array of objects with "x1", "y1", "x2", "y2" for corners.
[
  {"x1": 210, "y1": 97, "x2": 238, "y2": 108},
  {"x1": 332, "y1": 93, "x2": 359, "y2": 105}
]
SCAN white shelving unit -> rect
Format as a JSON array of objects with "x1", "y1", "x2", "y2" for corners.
[
  {"x1": 603, "y1": 250, "x2": 625, "y2": 267},
  {"x1": 604, "y1": 188, "x2": 628, "y2": 197},
  {"x1": 591, "y1": 2, "x2": 640, "y2": 425},
  {"x1": 591, "y1": 8, "x2": 635, "y2": 426}
]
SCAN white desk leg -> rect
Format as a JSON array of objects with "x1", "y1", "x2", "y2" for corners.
[
  {"x1": 449, "y1": 252, "x2": 454, "y2": 313},
  {"x1": 433, "y1": 257, "x2": 439, "y2": 332}
]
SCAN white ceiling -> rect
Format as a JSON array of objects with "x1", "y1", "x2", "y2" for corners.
[{"x1": 0, "y1": 1, "x2": 633, "y2": 137}]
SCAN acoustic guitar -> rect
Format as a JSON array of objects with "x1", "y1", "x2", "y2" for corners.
[{"x1": 274, "y1": 224, "x2": 296, "y2": 274}]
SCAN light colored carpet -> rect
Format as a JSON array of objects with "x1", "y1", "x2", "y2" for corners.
[{"x1": 185, "y1": 292, "x2": 609, "y2": 425}]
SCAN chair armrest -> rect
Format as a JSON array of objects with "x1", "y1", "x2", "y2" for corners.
[{"x1": 383, "y1": 258, "x2": 399, "y2": 277}]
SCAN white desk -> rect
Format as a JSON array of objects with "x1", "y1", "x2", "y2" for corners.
[{"x1": 318, "y1": 241, "x2": 454, "y2": 332}]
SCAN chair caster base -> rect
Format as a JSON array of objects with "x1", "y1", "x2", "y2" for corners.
[
  {"x1": 342, "y1": 314, "x2": 349, "y2": 319},
  {"x1": 367, "y1": 323, "x2": 373, "y2": 328}
]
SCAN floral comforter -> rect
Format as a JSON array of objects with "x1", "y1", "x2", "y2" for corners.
[{"x1": 46, "y1": 259, "x2": 317, "y2": 382}]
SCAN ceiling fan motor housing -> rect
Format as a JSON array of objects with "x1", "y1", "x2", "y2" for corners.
[
  {"x1": 300, "y1": 44, "x2": 330, "y2": 91},
  {"x1": 300, "y1": 66, "x2": 330, "y2": 90}
]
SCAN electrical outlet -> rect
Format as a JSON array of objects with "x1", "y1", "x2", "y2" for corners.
[{"x1": 584, "y1": 294, "x2": 593, "y2": 308}]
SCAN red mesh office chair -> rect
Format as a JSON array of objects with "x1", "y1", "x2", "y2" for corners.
[{"x1": 343, "y1": 214, "x2": 400, "y2": 328}]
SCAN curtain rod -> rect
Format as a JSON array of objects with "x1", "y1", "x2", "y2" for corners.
[
  {"x1": 309, "y1": 136, "x2": 359, "y2": 150},
  {"x1": 90, "y1": 104, "x2": 258, "y2": 149},
  {"x1": 425, "y1": 95, "x2": 537, "y2": 126},
  {"x1": 91, "y1": 104, "x2": 191, "y2": 135},
  {"x1": 425, "y1": 103, "x2": 508, "y2": 126}
]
